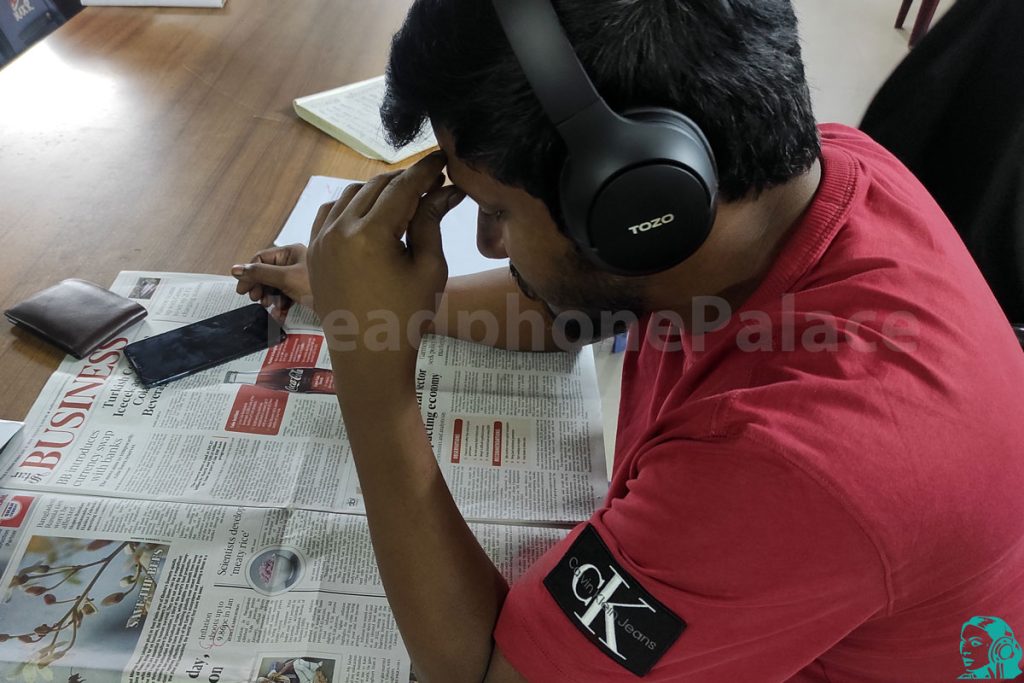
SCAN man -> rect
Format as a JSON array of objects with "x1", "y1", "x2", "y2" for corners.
[{"x1": 233, "y1": 0, "x2": 1024, "y2": 680}]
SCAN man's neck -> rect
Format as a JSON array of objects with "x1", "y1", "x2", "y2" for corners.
[{"x1": 646, "y1": 159, "x2": 823, "y2": 326}]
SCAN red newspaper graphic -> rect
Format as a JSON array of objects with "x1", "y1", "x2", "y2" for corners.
[
  {"x1": 225, "y1": 335, "x2": 333, "y2": 435},
  {"x1": 451, "y1": 419, "x2": 463, "y2": 464},
  {"x1": 492, "y1": 421, "x2": 503, "y2": 466},
  {"x1": 0, "y1": 494, "x2": 33, "y2": 528}
]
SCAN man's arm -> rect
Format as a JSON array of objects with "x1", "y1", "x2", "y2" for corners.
[
  {"x1": 432, "y1": 268, "x2": 561, "y2": 351},
  {"x1": 304, "y1": 155, "x2": 529, "y2": 682},
  {"x1": 483, "y1": 648, "x2": 527, "y2": 682},
  {"x1": 337, "y1": 382, "x2": 524, "y2": 682},
  {"x1": 233, "y1": 251, "x2": 561, "y2": 351}
]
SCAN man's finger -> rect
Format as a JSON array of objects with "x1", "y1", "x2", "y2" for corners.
[
  {"x1": 323, "y1": 183, "x2": 365, "y2": 230},
  {"x1": 310, "y1": 200, "x2": 336, "y2": 244},
  {"x1": 232, "y1": 262, "x2": 262, "y2": 298},
  {"x1": 346, "y1": 171, "x2": 402, "y2": 219},
  {"x1": 368, "y1": 152, "x2": 448, "y2": 228},
  {"x1": 253, "y1": 246, "x2": 292, "y2": 266},
  {"x1": 408, "y1": 186, "x2": 465, "y2": 260}
]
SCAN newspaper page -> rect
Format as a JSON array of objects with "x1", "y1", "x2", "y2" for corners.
[
  {"x1": 0, "y1": 272, "x2": 607, "y2": 523},
  {"x1": 0, "y1": 490, "x2": 566, "y2": 683}
]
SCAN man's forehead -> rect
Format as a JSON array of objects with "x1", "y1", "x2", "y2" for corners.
[
  {"x1": 434, "y1": 127, "x2": 496, "y2": 185},
  {"x1": 433, "y1": 124, "x2": 542, "y2": 210},
  {"x1": 441, "y1": 150, "x2": 506, "y2": 201}
]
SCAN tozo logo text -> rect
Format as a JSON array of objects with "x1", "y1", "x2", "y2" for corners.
[{"x1": 627, "y1": 213, "x2": 674, "y2": 235}]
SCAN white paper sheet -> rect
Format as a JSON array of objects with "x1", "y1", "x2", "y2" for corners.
[
  {"x1": 0, "y1": 419, "x2": 21, "y2": 452},
  {"x1": 276, "y1": 175, "x2": 508, "y2": 278}
]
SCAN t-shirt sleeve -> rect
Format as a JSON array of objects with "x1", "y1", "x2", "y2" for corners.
[{"x1": 493, "y1": 440, "x2": 890, "y2": 681}]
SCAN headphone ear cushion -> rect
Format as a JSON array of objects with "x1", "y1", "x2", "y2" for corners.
[
  {"x1": 623, "y1": 107, "x2": 715, "y2": 157},
  {"x1": 557, "y1": 101, "x2": 720, "y2": 275}
]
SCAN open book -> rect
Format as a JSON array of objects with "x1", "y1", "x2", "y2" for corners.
[{"x1": 293, "y1": 76, "x2": 438, "y2": 164}]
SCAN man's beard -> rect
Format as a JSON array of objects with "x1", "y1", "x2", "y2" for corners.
[
  {"x1": 509, "y1": 258, "x2": 645, "y2": 343},
  {"x1": 509, "y1": 263, "x2": 541, "y2": 303}
]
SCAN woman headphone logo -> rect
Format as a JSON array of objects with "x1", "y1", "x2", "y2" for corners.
[{"x1": 959, "y1": 616, "x2": 1023, "y2": 679}]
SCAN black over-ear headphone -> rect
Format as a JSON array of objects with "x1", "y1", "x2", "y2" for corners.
[{"x1": 492, "y1": 0, "x2": 719, "y2": 276}]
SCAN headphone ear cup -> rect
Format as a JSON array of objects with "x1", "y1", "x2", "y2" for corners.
[
  {"x1": 583, "y1": 162, "x2": 715, "y2": 274},
  {"x1": 576, "y1": 108, "x2": 718, "y2": 275},
  {"x1": 989, "y1": 636, "x2": 1022, "y2": 664}
]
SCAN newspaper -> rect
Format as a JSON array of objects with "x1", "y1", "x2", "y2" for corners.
[
  {"x1": 0, "y1": 271, "x2": 605, "y2": 682},
  {"x1": 0, "y1": 272, "x2": 607, "y2": 524},
  {"x1": 0, "y1": 489, "x2": 566, "y2": 683}
]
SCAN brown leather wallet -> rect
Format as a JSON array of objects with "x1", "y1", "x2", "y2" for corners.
[{"x1": 5, "y1": 279, "x2": 147, "y2": 359}]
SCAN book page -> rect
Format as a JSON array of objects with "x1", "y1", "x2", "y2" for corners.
[{"x1": 295, "y1": 77, "x2": 437, "y2": 164}]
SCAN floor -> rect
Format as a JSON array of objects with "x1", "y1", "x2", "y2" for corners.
[
  {"x1": 595, "y1": 0, "x2": 957, "y2": 474},
  {"x1": 794, "y1": 0, "x2": 956, "y2": 125}
]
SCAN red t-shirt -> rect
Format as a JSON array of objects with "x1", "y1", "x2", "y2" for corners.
[{"x1": 494, "y1": 124, "x2": 1024, "y2": 681}]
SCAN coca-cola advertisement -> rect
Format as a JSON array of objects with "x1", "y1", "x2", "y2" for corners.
[
  {"x1": 224, "y1": 367, "x2": 334, "y2": 395},
  {"x1": 224, "y1": 335, "x2": 334, "y2": 436}
]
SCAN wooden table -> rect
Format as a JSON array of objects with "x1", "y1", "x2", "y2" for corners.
[{"x1": 0, "y1": 0, "x2": 418, "y2": 420}]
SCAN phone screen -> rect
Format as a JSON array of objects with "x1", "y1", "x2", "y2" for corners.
[{"x1": 124, "y1": 304, "x2": 286, "y2": 387}]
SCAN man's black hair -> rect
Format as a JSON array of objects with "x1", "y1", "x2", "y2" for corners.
[{"x1": 382, "y1": 0, "x2": 819, "y2": 218}]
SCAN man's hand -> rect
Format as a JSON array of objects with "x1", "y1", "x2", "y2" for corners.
[
  {"x1": 306, "y1": 153, "x2": 465, "y2": 380},
  {"x1": 231, "y1": 244, "x2": 312, "y2": 322}
]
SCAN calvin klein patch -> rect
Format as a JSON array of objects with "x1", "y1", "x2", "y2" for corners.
[{"x1": 543, "y1": 524, "x2": 686, "y2": 676}]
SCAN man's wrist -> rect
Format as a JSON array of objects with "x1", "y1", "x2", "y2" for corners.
[{"x1": 329, "y1": 350, "x2": 418, "y2": 403}]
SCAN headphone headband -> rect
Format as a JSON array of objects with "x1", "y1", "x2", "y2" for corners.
[
  {"x1": 492, "y1": 0, "x2": 719, "y2": 275},
  {"x1": 492, "y1": 0, "x2": 602, "y2": 127}
]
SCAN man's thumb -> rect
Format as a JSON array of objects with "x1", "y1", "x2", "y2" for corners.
[{"x1": 231, "y1": 262, "x2": 290, "y2": 289}]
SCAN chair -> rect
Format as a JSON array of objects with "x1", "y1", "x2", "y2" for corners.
[
  {"x1": 863, "y1": 0, "x2": 1024, "y2": 330},
  {"x1": 895, "y1": 0, "x2": 941, "y2": 47}
]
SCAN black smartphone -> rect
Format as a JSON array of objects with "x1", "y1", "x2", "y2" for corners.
[{"x1": 124, "y1": 304, "x2": 287, "y2": 388}]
